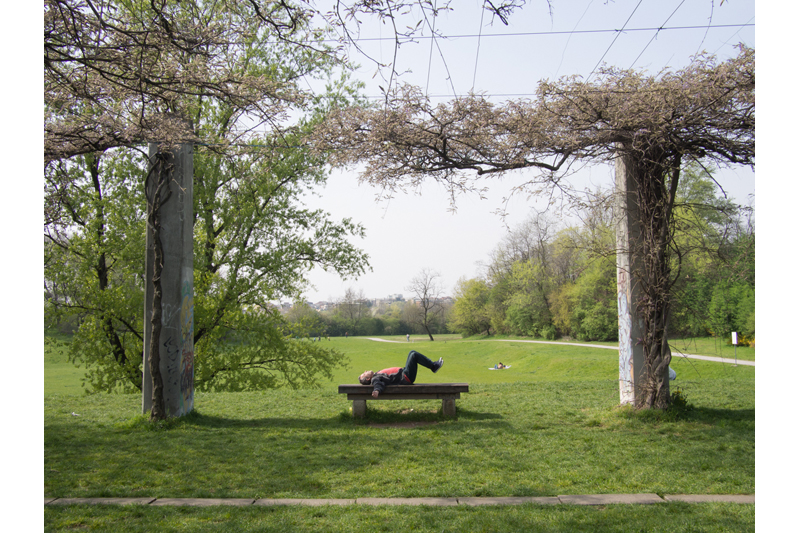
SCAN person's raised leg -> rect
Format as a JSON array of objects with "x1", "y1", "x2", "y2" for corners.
[{"x1": 403, "y1": 350, "x2": 443, "y2": 383}]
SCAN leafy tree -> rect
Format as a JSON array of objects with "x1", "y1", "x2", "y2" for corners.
[
  {"x1": 503, "y1": 260, "x2": 553, "y2": 338},
  {"x1": 285, "y1": 302, "x2": 326, "y2": 339},
  {"x1": 567, "y1": 255, "x2": 618, "y2": 342},
  {"x1": 448, "y1": 277, "x2": 492, "y2": 336},
  {"x1": 45, "y1": 151, "x2": 149, "y2": 391},
  {"x1": 669, "y1": 163, "x2": 754, "y2": 339},
  {"x1": 44, "y1": 2, "x2": 370, "y2": 395}
]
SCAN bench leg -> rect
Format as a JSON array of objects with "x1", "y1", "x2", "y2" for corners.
[
  {"x1": 352, "y1": 399, "x2": 366, "y2": 418},
  {"x1": 442, "y1": 399, "x2": 456, "y2": 417}
]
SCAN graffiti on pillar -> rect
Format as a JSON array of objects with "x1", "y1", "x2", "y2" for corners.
[
  {"x1": 617, "y1": 269, "x2": 635, "y2": 404},
  {"x1": 179, "y1": 279, "x2": 194, "y2": 414}
]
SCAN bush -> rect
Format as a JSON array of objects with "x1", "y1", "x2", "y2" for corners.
[{"x1": 538, "y1": 324, "x2": 557, "y2": 340}]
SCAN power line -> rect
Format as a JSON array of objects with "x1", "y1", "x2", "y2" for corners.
[
  {"x1": 555, "y1": 0, "x2": 595, "y2": 78},
  {"x1": 713, "y1": 16, "x2": 755, "y2": 57},
  {"x1": 337, "y1": 23, "x2": 753, "y2": 44},
  {"x1": 424, "y1": 0, "x2": 438, "y2": 96},
  {"x1": 585, "y1": 0, "x2": 644, "y2": 83},
  {"x1": 628, "y1": 0, "x2": 687, "y2": 70},
  {"x1": 471, "y1": 1, "x2": 487, "y2": 92}
]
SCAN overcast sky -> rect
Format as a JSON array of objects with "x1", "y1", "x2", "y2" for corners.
[{"x1": 299, "y1": 0, "x2": 756, "y2": 303}]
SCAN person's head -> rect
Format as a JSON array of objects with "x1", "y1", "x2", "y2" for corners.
[{"x1": 358, "y1": 370, "x2": 375, "y2": 385}]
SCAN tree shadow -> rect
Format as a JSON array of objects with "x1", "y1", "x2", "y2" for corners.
[
  {"x1": 170, "y1": 406, "x2": 507, "y2": 430},
  {"x1": 688, "y1": 406, "x2": 754, "y2": 425}
]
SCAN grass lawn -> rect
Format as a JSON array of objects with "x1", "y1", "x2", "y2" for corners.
[
  {"x1": 44, "y1": 501, "x2": 754, "y2": 532},
  {"x1": 44, "y1": 334, "x2": 755, "y2": 531}
]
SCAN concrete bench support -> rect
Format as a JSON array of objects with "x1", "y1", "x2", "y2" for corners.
[{"x1": 338, "y1": 383, "x2": 469, "y2": 419}]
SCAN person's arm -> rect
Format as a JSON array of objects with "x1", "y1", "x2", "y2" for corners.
[{"x1": 371, "y1": 375, "x2": 387, "y2": 397}]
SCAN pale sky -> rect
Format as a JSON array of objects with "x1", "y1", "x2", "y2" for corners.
[{"x1": 299, "y1": 0, "x2": 756, "y2": 303}]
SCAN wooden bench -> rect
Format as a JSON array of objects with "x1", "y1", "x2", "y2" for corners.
[{"x1": 337, "y1": 383, "x2": 469, "y2": 418}]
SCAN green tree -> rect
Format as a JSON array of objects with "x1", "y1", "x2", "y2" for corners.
[
  {"x1": 568, "y1": 256, "x2": 618, "y2": 342},
  {"x1": 45, "y1": 151, "x2": 149, "y2": 391},
  {"x1": 503, "y1": 260, "x2": 554, "y2": 338},
  {"x1": 448, "y1": 278, "x2": 492, "y2": 336},
  {"x1": 669, "y1": 163, "x2": 754, "y2": 339},
  {"x1": 44, "y1": 6, "x2": 369, "y2": 393}
]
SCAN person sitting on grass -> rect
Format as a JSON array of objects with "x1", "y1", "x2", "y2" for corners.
[{"x1": 358, "y1": 350, "x2": 444, "y2": 398}]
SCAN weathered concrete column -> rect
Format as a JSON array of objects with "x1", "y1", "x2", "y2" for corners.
[
  {"x1": 441, "y1": 398, "x2": 456, "y2": 417},
  {"x1": 352, "y1": 400, "x2": 367, "y2": 418},
  {"x1": 614, "y1": 150, "x2": 646, "y2": 405},
  {"x1": 142, "y1": 142, "x2": 194, "y2": 417}
]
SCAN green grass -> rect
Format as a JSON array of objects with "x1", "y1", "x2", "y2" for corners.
[
  {"x1": 44, "y1": 333, "x2": 755, "y2": 531},
  {"x1": 668, "y1": 336, "x2": 756, "y2": 362},
  {"x1": 45, "y1": 331, "x2": 90, "y2": 396},
  {"x1": 44, "y1": 502, "x2": 754, "y2": 533}
]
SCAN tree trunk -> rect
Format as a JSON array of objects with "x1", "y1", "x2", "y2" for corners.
[
  {"x1": 146, "y1": 155, "x2": 170, "y2": 421},
  {"x1": 630, "y1": 153, "x2": 680, "y2": 409},
  {"x1": 87, "y1": 153, "x2": 143, "y2": 390}
]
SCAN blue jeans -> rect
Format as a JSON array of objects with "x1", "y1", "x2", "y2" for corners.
[{"x1": 402, "y1": 350, "x2": 437, "y2": 384}]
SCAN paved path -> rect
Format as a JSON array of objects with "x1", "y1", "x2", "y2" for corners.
[
  {"x1": 45, "y1": 494, "x2": 754, "y2": 507},
  {"x1": 364, "y1": 337, "x2": 755, "y2": 367},
  {"x1": 492, "y1": 339, "x2": 756, "y2": 367}
]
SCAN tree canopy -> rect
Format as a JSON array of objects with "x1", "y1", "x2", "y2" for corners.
[
  {"x1": 314, "y1": 45, "x2": 754, "y2": 198},
  {"x1": 44, "y1": 0, "x2": 530, "y2": 160}
]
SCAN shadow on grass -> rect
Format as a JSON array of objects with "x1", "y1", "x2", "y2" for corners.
[
  {"x1": 168, "y1": 410, "x2": 338, "y2": 430},
  {"x1": 690, "y1": 406, "x2": 754, "y2": 422},
  {"x1": 143, "y1": 407, "x2": 507, "y2": 431}
]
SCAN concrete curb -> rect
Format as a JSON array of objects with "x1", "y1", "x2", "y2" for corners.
[
  {"x1": 150, "y1": 498, "x2": 256, "y2": 507},
  {"x1": 664, "y1": 494, "x2": 755, "y2": 504},
  {"x1": 45, "y1": 494, "x2": 755, "y2": 507},
  {"x1": 254, "y1": 498, "x2": 356, "y2": 506},
  {"x1": 557, "y1": 494, "x2": 664, "y2": 505},
  {"x1": 458, "y1": 496, "x2": 561, "y2": 506},
  {"x1": 46, "y1": 498, "x2": 157, "y2": 506}
]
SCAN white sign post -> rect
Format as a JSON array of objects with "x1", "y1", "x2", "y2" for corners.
[{"x1": 731, "y1": 332, "x2": 738, "y2": 366}]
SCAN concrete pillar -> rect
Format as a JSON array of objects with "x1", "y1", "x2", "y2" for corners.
[
  {"x1": 352, "y1": 400, "x2": 366, "y2": 418},
  {"x1": 614, "y1": 151, "x2": 646, "y2": 406},
  {"x1": 142, "y1": 142, "x2": 194, "y2": 417}
]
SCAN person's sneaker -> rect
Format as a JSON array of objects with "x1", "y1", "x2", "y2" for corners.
[{"x1": 433, "y1": 358, "x2": 444, "y2": 373}]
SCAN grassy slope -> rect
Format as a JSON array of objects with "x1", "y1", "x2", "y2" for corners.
[
  {"x1": 44, "y1": 334, "x2": 755, "y2": 532},
  {"x1": 45, "y1": 336, "x2": 754, "y2": 498}
]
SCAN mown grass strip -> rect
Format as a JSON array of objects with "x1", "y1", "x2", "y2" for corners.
[{"x1": 44, "y1": 501, "x2": 754, "y2": 533}]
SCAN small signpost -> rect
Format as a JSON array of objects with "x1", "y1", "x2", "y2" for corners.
[{"x1": 732, "y1": 332, "x2": 738, "y2": 366}]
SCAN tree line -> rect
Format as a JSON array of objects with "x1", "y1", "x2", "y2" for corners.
[
  {"x1": 285, "y1": 273, "x2": 452, "y2": 339},
  {"x1": 448, "y1": 164, "x2": 755, "y2": 345}
]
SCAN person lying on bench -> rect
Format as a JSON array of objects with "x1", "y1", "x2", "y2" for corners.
[{"x1": 358, "y1": 350, "x2": 444, "y2": 398}]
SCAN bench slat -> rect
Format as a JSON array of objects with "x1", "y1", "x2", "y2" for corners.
[
  {"x1": 346, "y1": 393, "x2": 461, "y2": 401},
  {"x1": 338, "y1": 383, "x2": 469, "y2": 395}
]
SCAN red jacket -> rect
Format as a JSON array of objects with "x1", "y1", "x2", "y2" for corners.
[{"x1": 370, "y1": 366, "x2": 411, "y2": 393}]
